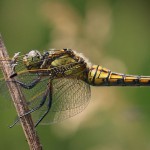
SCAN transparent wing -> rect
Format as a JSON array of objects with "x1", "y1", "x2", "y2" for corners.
[
  {"x1": 0, "y1": 64, "x2": 13, "y2": 110},
  {"x1": 20, "y1": 76, "x2": 50, "y2": 105},
  {"x1": 0, "y1": 61, "x2": 11, "y2": 98},
  {"x1": 1, "y1": 52, "x2": 91, "y2": 125},
  {"x1": 29, "y1": 78, "x2": 91, "y2": 125}
]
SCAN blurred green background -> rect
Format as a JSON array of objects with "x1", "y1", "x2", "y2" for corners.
[{"x1": 0, "y1": 0, "x2": 150, "y2": 150}]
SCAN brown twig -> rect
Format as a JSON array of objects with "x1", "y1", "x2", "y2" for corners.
[{"x1": 0, "y1": 35, "x2": 42, "y2": 150}]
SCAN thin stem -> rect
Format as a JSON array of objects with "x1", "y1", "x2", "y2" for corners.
[{"x1": 0, "y1": 34, "x2": 42, "y2": 150}]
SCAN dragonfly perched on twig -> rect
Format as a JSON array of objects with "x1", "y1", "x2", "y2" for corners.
[{"x1": 0, "y1": 48, "x2": 150, "y2": 127}]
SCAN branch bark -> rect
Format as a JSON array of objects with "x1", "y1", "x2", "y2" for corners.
[{"x1": 0, "y1": 35, "x2": 42, "y2": 150}]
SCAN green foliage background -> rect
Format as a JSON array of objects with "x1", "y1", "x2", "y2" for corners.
[{"x1": 0, "y1": 0, "x2": 150, "y2": 149}]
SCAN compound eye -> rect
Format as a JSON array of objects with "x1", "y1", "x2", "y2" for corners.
[
  {"x1": 28, "y1": 50, "x2": 40, "y2": 58},
  {"x1": 28, "y1": 50, "x2": 41, "y2": 60}
]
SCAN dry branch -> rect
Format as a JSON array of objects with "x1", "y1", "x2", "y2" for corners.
[{"x1": 0, "y1": 35, "x2": 42, "y2": 150}]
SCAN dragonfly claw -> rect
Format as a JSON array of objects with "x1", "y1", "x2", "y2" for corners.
[
  {"x1": 11, "y1": 63, "x2": 17, "y2": 68},
  {"x1": 9, "y1": 117, "x2": 20, "y2": 128},
  {"x1": 12, "y1": 52, "x2": 21, "y2": 62}
]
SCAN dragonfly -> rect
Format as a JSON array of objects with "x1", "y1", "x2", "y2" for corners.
[{"x1": 0, "y1": 48, "x2": 150, "y2": 127}]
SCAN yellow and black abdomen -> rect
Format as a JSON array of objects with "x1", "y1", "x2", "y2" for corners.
[{"x1": 87, "y1": 65, "x2": 150, "y2": 86}]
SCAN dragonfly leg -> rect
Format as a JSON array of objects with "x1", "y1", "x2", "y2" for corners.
[
  {"x1": 15, "y1": 77, "x2": 41, "y2": 89},
  {"x1": 9, "y1": 88, "x2": 49, "y2": 128},
  {"x1": 20, "y1": 88, "x2": 49, "y2": 118},
  {"x1": 34, "y1": 86, "x2": 52, "y2": 127}
]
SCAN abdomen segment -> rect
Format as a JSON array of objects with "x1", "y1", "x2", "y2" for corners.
[{"x1": 87, "y1": 65, "x2": 150, "y2": 86}]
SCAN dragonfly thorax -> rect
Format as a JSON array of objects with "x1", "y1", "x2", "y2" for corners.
[
  {"x1": 23, "y1": 49, "x2": 86, "y2": 69},
  {"x1": 21, "y1": 49, "x2": 88, "y2": 81}
]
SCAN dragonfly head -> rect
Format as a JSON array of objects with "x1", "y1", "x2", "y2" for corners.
[{"x1": 23, "y1": 50, "x2": 42, "y2": 69}]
